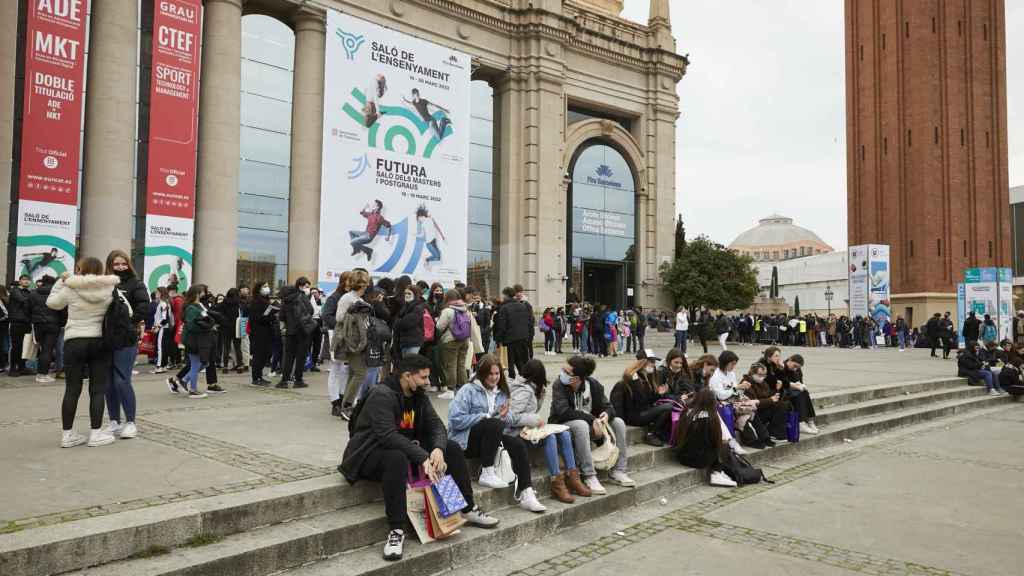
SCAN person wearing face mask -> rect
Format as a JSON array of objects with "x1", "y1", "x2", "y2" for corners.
[
  {"x1": 320, "y1": 275, "x2": 348, "y2": 415},
  {"x1": 247, "y1": 282, "x2": 276, "y2": 386},
  {"x1": 741, "y1": 362, "x2": 787, "y2": 442},
  {"x1": 100, "y1": 251, "x2": 151, "y2": 437},
  {"x1": 7, "y1": 274, "x2": 34, "y2": 376},
  {"x1": 549, "y1": 355, "x2": 636, "y2": 494},
  {"x1": 657, "y1": 348, "x2": 694, "y2": 395},
  {"x1": 340, "y1": 354, "x2": 500, "y2": 562},
  {"x1": 277, "y1": 277, "x2": 316, "y2": 389},
  {"x1": 610, "y1": 349, "x2": 676, "y2": 447},
  {"x1": 394, "y1": 284, "x2": 425, "y2": 357},
  {"x1": 333, "y1": 269, "x2": 371, "y2": 418},
  {"x1": 763, "y1": 347, "x2": 820, "y2": 434},
  {"x1": 957, "y1": 340, "x2": 1004, "y2": 395}
]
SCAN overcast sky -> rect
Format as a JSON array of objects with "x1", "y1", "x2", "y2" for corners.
[{"x1": 620, "y1": 1, "x2": 1022, "y2": 251}]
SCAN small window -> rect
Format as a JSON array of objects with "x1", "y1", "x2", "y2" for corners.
[
  {"x1": 983, "y1": 23, "x2": 988, "y2": 41},
  {"x1": 937, "y1": 238, "x2": 942, "y2": 256},
  {"x1": 884, "y1": 136, "x2": 888, "y2": 155},
  {"x1": 957, "y1": 20, "x2": 962, "y2": 36},
  {"x1": 907, "y1": 129, "x2": 912, "y2": 147},
  {"x1": 910, "y1": 240, "x2": 915, "y2": 258},
  {"x1": 961, "y1": 128, "x2": 965, "y2": 147},
  {"x1": 882, "y1": 33, "x2": 886, "y2": 50},
  {"x1": 986, "y1": 131, "x2": 990, "y2": 148},
  {"x1": 934, "y1": 126, "x2": 939, "y2": 144},
  {"x1": 989, "y1": 241, "x2": 994, "y2": 258},
  {"x1": 859, "y1": 44, "x2": 864, "y2": 60},
  {"x1": 932, "y1": 17, "x2": 936, "y2": 33},
  {"x1": 861, "y1": 144, "x2": 865, "y2": 160},
  {"x1": 905, "y1": 21, "x2": 910, "y2": 38}
]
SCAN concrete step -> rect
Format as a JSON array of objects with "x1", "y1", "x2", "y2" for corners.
[
  {"x1": 814, "y1": 384, "x2": 989, "y2": 426},
  {"x1": 812, "y1": 378, "x2": 966, "y2": 410}
]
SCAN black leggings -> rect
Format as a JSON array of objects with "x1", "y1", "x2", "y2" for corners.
[
  {"x1": 62, "y1": 337, "x2": 111, "y2": 430},
  {"x1": 634, "y1": 403, "x2": 674, "y2": 436},
  {"x1": 34, "y1": 325, "x2": 59, "y2": 375},
  {"x1": 788, "y1": 389, "x2": 817, "y2": 422},
  {"x1": 222, "y1": 335, "x2": 242, "y2": 368},
  {"x1": 465, "y1": 418, "x2": 532, "y2": 493},
  {"x1": 358, "y1": 439, "x2": 474, "y2": 530}
]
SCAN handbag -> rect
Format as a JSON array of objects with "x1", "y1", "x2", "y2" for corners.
[
  {"x1": 494, "y1": 444, "x2": 517, "y2": 487},
  {"x1": 139, "y1": 331, "x2": 157, "y2": 356},
  {"x1": 785, "y1": 411, "x2": 801, "y2": 443},
  {"x1": 519, "y1": 423, "x2": 570, "y2": 443},
  {"x1": 22, "y1": 331, "x2": 38, "y2": 361},
  {"x1": 235, "y1": 317, "x2": 248, "y2": 339},
  {"x1": 430, "y1": 474, "x2": 468, "y2": 518},
  {"x1": 590, "y1": 420, "x2": 619, "y2": 471}
]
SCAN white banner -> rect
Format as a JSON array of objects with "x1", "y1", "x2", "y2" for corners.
[
  {"x1": 15, "y1": 200, "x2": 77, "y2": 281},
  {"x1": 143, "y1": 214, "x2": 194, "y2": 292},
  {"x1": 848, "y1": 245, "x2": 868, "y2": 318},
  {"x1": 319, "y1": 10, "x2": 470, "y2": 290},
  {"x1": 867, "y1": 244, "x2": 891, "y2": 325}
]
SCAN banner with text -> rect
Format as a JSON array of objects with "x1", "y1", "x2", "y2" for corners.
[
  {"x1": 142, "y1": 0, "x2": 202, "y2": 292},
  {"x1": 848, "y1": 244, "x2": 891, "y2": 325},
  {"x1": 15, "y1": 0, "x2": 90, "y2": 281},
  {"x1": 319, "y1": 9, "x2": 470, "y2": 289}
]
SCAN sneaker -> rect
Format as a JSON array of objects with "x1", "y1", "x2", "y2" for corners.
[
  {"x1": 292, "y1": 380, "x2": 309, "y2": 389},
  {"x1": 584, "y1": 475, "x2": 607, "y2": 495},
  {"x1": 437, "y1": 390, "x2": 455, "y2": 400},
  {"x1": 207, "y1": 384, "x2": 226, "y2": 394},
  {"x1": 806, "y1": 422, "x2": 821, "y2": 434},
  {"x1": 340, "y1": 405, "x2": 354, "y2": 421},
  {"x1": 275, "y1": 380, "x2": 292, "y2": 389},
  {"x1": 729, "y1": 439, "x2": 748, "y2": 455},
  {"x1": 644, "y1": 432, "x2": 664, "y2": 447},
  {"x1": 152, "y1": 367, "x2": 167, "y2": 374},
  {"x1": 106, "y1": 421, "x2": 122, "y2": 437},
  {"x1": 382, "y1": 529, "x2": 404, "y2": 561},
  {"x1": 607, "y1": 470, "x2": 637, "y2": 488},
  {"x1": 87, "y1": 428, "x2": 116, "y2": 447},
  {"x1": 61, "y1": 430, "x2": 87, "y2": 448},
  {"x1": 710, "y1": 470, "x2": 738, "y2": 487},
  {"x1": 517, "y1": 487, "x2": 547, "y2": 513},
  {"x1": 36, "y1": 374, "x2": 55, "y2": 383},
  {"x1": 464, "y1": 506, "x2": 500, "y2": 528},
  {"x1": 120, "y1": 422, "x2": 138, "y2": 439},
  {"x1": 478, "y1": 466, "x2": 509, "y2": 489},
  {"x1": 799, "y1": 422, "x2": 815, "y2": 435},
  {"x1": 166, "y1": 377, "x2": 180, "y2": 394},
  {"x1": 188, "y1": 390, "x2": 208, "y2": 399},
  {"x1": 55, "y1": 370, "x2": 65, "y2": 379},
  {"x1": 251, "y1": 378, "x2": 270, "y2": 387},
  {"x1": 989, "y1": 389, "x2": 1001, "y2": 396}
]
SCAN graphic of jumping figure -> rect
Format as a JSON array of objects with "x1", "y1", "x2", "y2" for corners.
[
  {"x1": 404, "y1": 89, "x2": 452, "y2": 141},
  {"x1": 19, "y1": 248, "x2": 62, "y2": 280},
  {"x1": 350, "y1": 200, "x2": 392, "y2": 260},
  {"x1": 363, "y1": 74, "x2": 387, "y2": 127},
  {"x1": 416, "y1": 205, "x2": 446, "y2": 264}
]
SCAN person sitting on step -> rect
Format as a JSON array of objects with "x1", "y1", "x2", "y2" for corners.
[
  {"x1": 505, "y1": 358, "x2": 592, "y2": 504},
  {"x1": 689, "y1": 353, "x2": 719, "y2": 391},
  {"x1": 609, "y1": 349, "x2": 676, "y2": 447},
  {"x1": 763, "y1": 347, "x2": 820, "y2": 435},
  {"x1": 741, "y1": 361, "x2": 789, "y2": 442},
  {"x1": 338, "y1": 354, "x2": 500, "y2": 563},
  {"x1": 675, "y1": 388, "x2": 739, "y2": 488},
  {"x1": 447, "y1": 354, "x2": 546, "y2": 513},
  {"x1": 549, "y1": 355, "x2": 637, "y2": 494},
  {"x1": 656, "y1": 348, "x2": 694, "y2": 396},
  {"x1": 957, "y1": 340, "x2": 1005, "y2": 396}
]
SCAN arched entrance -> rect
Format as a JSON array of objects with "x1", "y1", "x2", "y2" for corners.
[{"x1": 567, "y1": 140, "x2": 638, "y2": 309}]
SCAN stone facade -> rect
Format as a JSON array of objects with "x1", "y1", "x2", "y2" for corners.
[{"x1": 1, "y1": 0, "x2": 686, "y2": 311}]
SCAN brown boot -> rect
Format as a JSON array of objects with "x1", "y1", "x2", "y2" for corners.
[
  {"x1": 550, "y1": 473, "x2": 575, "y2": 504},
  {"x1": 566, "y1": 468, "x2": 592, "y2": 497}
]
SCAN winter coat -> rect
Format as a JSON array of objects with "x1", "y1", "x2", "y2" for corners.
[
  {"x1": 981, "y1": 321, "x2": 998, "y2": 343},
  {"x1": 708, "y1": 368, "x2": 740, "y2": 401},
  {"x1": 493, "y1": 299, "x2": 534, "y2": 344},
  {"x1": 395, "y1": 300, "x2": 425, "y2": 348},
  {"x1": 549, "y1": 376, "x2": 615, "y2": 428},
  {"x1": 609, "y1": 374, "x2": 659, "y2": 427},
  {"x1": 7, "y1": 286, "x2": 31, "y2": 324},
  {"x1": 963, "y1": 316, "x2": 981, "y2": 341},
  {"x1": 957, "y1": 348, "x2": 985, "y2": 376},
  {"x1": 182, "y1": 303, "x2": 217, "y2": 362},
  {"x1": 657, "y1": 365, "x2": 694, "y2": 395},
  {"x1": 29, "y1": 283, "x2": 62, "y2": 331},
  {"x1": 46, "y1": 274, "x2": 119, "y2": 341},
  {"x1": 116, "y1": 273, "x2": 151, "y2": 326},
  {"x1": 339, "y1": 376, "x2": 448, "y2": 484},
  {"x1": 214, "y1": 300, "x2": 241, "y2": 336},
  {"x1": 447, "y1": 379, "x2": 510, "y2": 449},
  {"x1": 505, "y1": 379, "x2": 544, "y2": 433},
  {"x1": 248, "y1": 296, "x2": 276, "y2": 346},
  {"x1": 280, "y1": 287, "x2": 315, "y2": 337},
  {"x1": 435, "y1": 301, "x2": 470, "y2": 344},
  {"x1": 321, "y1": 290, "x2": 342, "y2": 331},
  {"x1": 715, "y1": 316, "x2": 731, "y2": 335}
]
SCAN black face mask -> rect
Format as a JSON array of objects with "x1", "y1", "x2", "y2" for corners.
[{"x1": 116, "y1": 269, "x2": 132, "y2": 282}]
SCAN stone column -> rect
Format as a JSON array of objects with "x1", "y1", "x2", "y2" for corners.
[
  {"x1": 80, "y1": 0, "x2": 139, "y2": 260},
  {"x1": 287, "y1": 8, "x2": 326, "y2": 284},
  {"x1": 195, "y1": 0, "x2": 242, "y2": 291},
  {"x1": 0, "y1": 0, "x2": 18, "y2": 274}
]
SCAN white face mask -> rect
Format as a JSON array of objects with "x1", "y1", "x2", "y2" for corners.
[
  {"x1": 301, "y1": 287, "x2": 311, "y2": 295},
  {"x1": 405, "y1": 294, "x2": 415, "y2": 303},
  {"x1": 260, "y1": 287, "x2": 271, "y2": 296},
  {"x1": 644, "y1": 366, "x2": 655, "y2": 375}
]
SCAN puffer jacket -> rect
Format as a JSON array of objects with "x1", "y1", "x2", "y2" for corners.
[
  {"x1": 29, "y1": 283, "x2": 62, "y2": 330},
  {"x1": 46, "y1": 274, "x2": 119, "y2": 341},
  {"x1": 505, "y1": 379, "x2": 544, "y2": 433},
  {"x1": 447, "y1": 379, "x2": 510, "y2": 449},
  {"x1": 394, "y1": 300, "x2": 425, "y2": 348},
  {"x1": 116, "y1": 273, "x2": 151, "y2": 325}
]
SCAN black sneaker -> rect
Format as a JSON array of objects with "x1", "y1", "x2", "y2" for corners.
[
  {"x1": 207, "y1": 384, "x2": 226, "y2": 394},
  {"x1": 644, "y1": 432, "x2": 664, "y2": 447},
  {"x1": 293, "y1": 380, "x2": 309, "y2": 389},
  {"x1": 340, "y1": 404, "x2": 354, "y2": 421},
  {"x1": 275, "y1": 380, "x2": 292, "y2": 389},
  {"x1": 251, "y1": 379, "x2": 269, "y2": 387},
  {"x1": 309, "y1": 366, "x2": 320, "y2": 373},
  {"x1": 167, "y1": 377, "x2": 180, "y2": 394},
  {"x1": 188, "y1": 389, "x2": 207, "y2": 399},
  {"x1": 331, "y1": 401, "x2": 342, "y2": 417}
]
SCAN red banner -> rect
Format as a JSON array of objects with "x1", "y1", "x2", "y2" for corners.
[
  {"x1": 145, "y1": 0, "x2": 202, "y2": 219},
  {"x1": 18, "y1": 0, "x2": 90, "y2": 206}
]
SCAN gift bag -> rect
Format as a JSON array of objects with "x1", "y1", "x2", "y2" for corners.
[
  {"x1": 430, "y1": 474, "x2": 468, "y2": 518},
  {"x1": 22, "y1": 332, "x2": 38, "y2": 361},
  {"x1": 717, "y1": 404, "x2": 735, "y2": 435},
  {"x1": 785, "y1": 411, "x2": 801, "y2": 443},
  {"x1": 406, "y1": 470, "x2": 435, "y2": 543},
  {"x1": 424, "y1": 484, "x2": 465, "y2": 538}
]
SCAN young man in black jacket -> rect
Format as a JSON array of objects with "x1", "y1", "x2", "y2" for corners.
[
  {"x1": 340, "y1": 355, "x2": 499, "y2": 561},
  {"x1": 493, "y1": 286, "x2": 533, "y2": 379},
  {"x1": 7, "y1": 275, "x2": 34, "y2": 376},
  {"x1": 277, "y1": 277, "x2": 315, "y2": 388}
]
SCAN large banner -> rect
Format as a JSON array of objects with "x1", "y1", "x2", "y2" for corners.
[
  {"x1": 15, "y1": 0, "x2": 90, "y2": 281},
  {"x1": 847, "y1": 245, "x2": 868, "y2": 318},
  {"x1": 964, "y1": 267, "x2": 1014, "y2": 341},
  {"x1": 319, "y1": 10, "x2": 470, "y2": 290},
  {"x1": 849, "y1": 244, "x2": 890, "y2": 325},
  {"x1": 142, "y1": 0, "x2": 203, "y2": 292}
]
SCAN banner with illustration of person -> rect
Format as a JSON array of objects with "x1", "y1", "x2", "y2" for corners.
[
  {"x1": 319, "y1": 9, "x2": 470, "y2": 290},
  {"x1": 15, "y1": 0, "x2": 91, "y2": 282}
]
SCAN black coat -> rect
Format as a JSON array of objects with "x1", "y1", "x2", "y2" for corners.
[
  {"x1": 29, "y1": 284, "x2": 62, "y2": 330},
  {"x1": 963, "y1": 316, "x2": 981, "y2": 341},
  {"x1": 8, "y1": 286, "x2": 31, "y2": 324},
  {"x1": 248, "y1": 296, "x2": 276, "y2": 346},
  {"x1": 395, "y1": 300, "x2": 425, "y2": 348},
  {"x1": 339, "y1": 376, "x2": 448, "y2": 484},
  {"x1": 321, "y1": 291, "x2": 342, "y2": 331},
  {"x1": 493, "y1": 300, "x2": 534, "y2": 344},
  {"x1": 214, "y1": 300, "x2": 240, "y2": 335},
  {"x1": 609, "y1": 375, "x2": 659, "y2": 427},
  {"x1": 280, "y1": 287, "x2": 314, "y2": 337},
  {"x1": 117, "y1": 273, "x2": 151, "y2": 325}
]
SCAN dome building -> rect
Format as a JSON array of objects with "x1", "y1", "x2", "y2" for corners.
[{"x1": 729, "y1": 215, "x2": 834, "y2": 262}]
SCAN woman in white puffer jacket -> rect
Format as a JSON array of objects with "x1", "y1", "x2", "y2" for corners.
[{"x1": 46, "y1": 257, "x2": 120, "y2": 448}]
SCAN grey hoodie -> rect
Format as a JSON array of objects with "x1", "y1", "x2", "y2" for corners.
[
  {"x1": 505, "y1": 378, "x2": 544, "y2": 433},
  {"x1": 46, "y1": 274, "x2": 119, "y2": 341}
]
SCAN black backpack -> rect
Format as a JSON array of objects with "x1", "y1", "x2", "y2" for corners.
[
  {"x1": 739, "y1": 415, "x2": 772, "y2": 449},
  {"x1": 365, "y1": 314, "x2": 392, "y2": 368},
  {"x1": 103, "y1": 287, "x2": 137, "y2": 350},
  {"x1": 721, "y1": 451, "x2": 772, "y2": 486}
]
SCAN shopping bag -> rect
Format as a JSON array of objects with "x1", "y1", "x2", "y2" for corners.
[
  {"x1": 430, "y1": 474, "x2": 467, "y2": 518},
  {"x1": 139, "y1": 331, "x2": 157, "y2": 356},
  {"x1": 424, "y1": 483, "x2": 465, "y2": 538},
  {"x1": 235, "y1": 317, "x2": 248, "y2": 339},
  {"x1": 717, "y1": 404, "x2": 735, "y2": 435},
  {"x1": 22, "y1": 333, "x2": 38, "y2": 361},
  {"x1": 785, "y1": 411, "x2": 801, "y2": 443},
  {"x1": 406, "y1": 469, "x2": 435, "y2": 543}
]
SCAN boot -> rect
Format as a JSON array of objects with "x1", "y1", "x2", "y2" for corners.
[
  {"x1": 331, "y1": 399, "x2": 343, "y2": 417},
  {"x1": 565, "y1": 468, "x2": 592, "y2": 497},
  {"x1": 550, "y1": 473, "x2": 575, "y2": 504}
]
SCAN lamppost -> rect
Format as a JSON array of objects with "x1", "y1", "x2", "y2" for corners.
[{"x1": 824, "y1": 285, "x2": 834, "y2": 316}]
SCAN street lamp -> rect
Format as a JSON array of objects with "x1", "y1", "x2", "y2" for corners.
[{"x1": 824, "y1": 285, "x2": 834, "y2": 316}]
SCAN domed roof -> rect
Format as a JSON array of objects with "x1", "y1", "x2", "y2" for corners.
[{"x1": 729, "y1": 215, "x2": 832, "y2": 250}]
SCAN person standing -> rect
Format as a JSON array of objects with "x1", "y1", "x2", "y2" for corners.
[
  {"x1": 28, "y1": 276, "x2": 61, "y2": 382},
  {"x1": 493, "y1": 286, "x2": 533, "y2": 380},
  {"x1": 47, "y1": 258, "x2": 119, "y2": 447},
  {"x1": 168, "y1": 284, "x2": 184, "y2": 368},
  {"x1": 896, "y1": 315, "x2": 909, "y2": 351},
  {"x1": 715, "y1": 314, "x2": 731, "y2": 351},
  {"x1": 674, "y1": 306, "x2": 689, "y2": 354},
  {"x1": 248, "y1": 282, "x2": 275, "y2": 386},
  {"x1": 215, "y1": 288, "x2": 244, "y2": 372},
  {"x1": 321, "y1": 277, "x2": 347, "y2": 416},
  {"x1": 435, "y1": 290, "x2": 472, "y2": 397},
  {"x1": 277, "y1": 277, "x2": 315, "y2": 388},
  {"x1": 104, "y1": 251, "x2": 150, "y2": 438},
  {"x1": 180, "y1": 285, "x2": 218, "y2": 398},
  {"x1": 151, "y1": 287, "x2": 174, "y2": 373},
  {"x1": 0, "y1": 286, "x2": 9, "y2": 373},
  {"x1": 334, "y1": 270, "x2": 371, "y2": 417},
  {"x1": 7, "y1": 275, "x2": 33, "y2": 376}
]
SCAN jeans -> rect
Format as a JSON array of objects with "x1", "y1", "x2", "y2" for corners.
[
  {"x1": 349, "y1": 231, "x2": 373, "y2": 257},
  {"x1": 425, "y1": 240, "x2": 441, "y2": 262},
  {"x1": 184, "y1": 353, "x2": 206, "y2": 392},
  {"x1": 898, "y1": 332, "x2": 907, "y2": 349},
  {"x1": 565, "y1": 416, "x2": 629, "y2": 477},
  {"x1": 107, "y1": 345, "x2": 138, "y2": 423},
  {"x1": 542, "y1": 430, "x2": 577, "y2": 476},
  {"x1": 674, "y1": 330, "x2": 688, "y2": 353},
  {"x1": 62, "y1": 337, "x2": 111, "y2": 430},
  {"x1": 579, "y1": 331, "x2": 589, "y2": 354},
  {"x1": 971, "y1": 369, "x2": 1000, "y2": 392},
  {"x1": 356, "y1": 366, "x2": 381, "y2": 403},
  {"x1": 543, "y1": 330, "x2": 555, "y2": 352}
]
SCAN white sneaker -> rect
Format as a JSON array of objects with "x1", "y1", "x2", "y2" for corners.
[
  {"x1": 584, "y1": 475, "x2": 607, "y2": 495},
  {"x1": 517, "y1": 487, "x2": 547, "y2": 513},
  {"x1": 87, "y1": 428, "x2": 116, "y2": 447},
  {"x1": 464, "y1": 506, "x2": 500, "y2": 528},
  {"x1": 806, "y1": 422, "x2": 821, "y2": 434},
  {"x1": 437, "y1": 390, "x2": 455, "y2": 400},
  {"x1": 989, "y1": 389, "x2": 1001, "y2": 396},
  {"x1": 61, "y1": 430, "x2": 87, "y2": 448},
  {"x1": 729, "y1": 439, "x2": 748, "y2": 455},
  {"x1": 36, "y1": 374, "x2": 55, "y2": 383},
  {"x1": 106, "y1": 421, "x2": 122, "y2": 437},
  {"x1": 478, "y1": 466, "x2": 508, "y2": 489},
  {"x1": 607, "y1": 470, "x2": 637, "y2": 488},
  {"x1": 120, "y1": 422, "x2": 137, "y2": 439},
  {"x1": 382, "y1": 529, "x2": 404, "y2": 561},
  {"x1": 710, "y1": 470, "x2": 738, "y2": 487}
]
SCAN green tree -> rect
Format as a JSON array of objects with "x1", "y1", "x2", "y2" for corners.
[
  {"x1": 674, "y1": 214, "x2": 686, "y2": 260},
  {"x1": 659, "y1": 236, "x2": 759, "y2": 312}
]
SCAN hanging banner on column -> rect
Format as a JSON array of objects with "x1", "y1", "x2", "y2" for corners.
[
  {"x1": 319, "y1": 9, "x2": 470, "y2": 289},
  {"x1": 142, "y1": 0, "x2": 202, "y2": 292},
  {"x1": 867, "y1": 244, "x2": 891, "y2": 325},
  {"x1": 847, "y1": 245, "x2": 868, "y2": 318},
  {"x1": 15, "y1": 0, "x2": 90, "y2": 281}
]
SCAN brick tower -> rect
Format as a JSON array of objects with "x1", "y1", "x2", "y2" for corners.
[{"x1": 845, "y1": 0, "x2": 1010, "y2": 321}]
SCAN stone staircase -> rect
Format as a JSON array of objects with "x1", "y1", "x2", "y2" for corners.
[{"x1": 0, "y1": 377, "x2": 1013, "y2": 576}]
